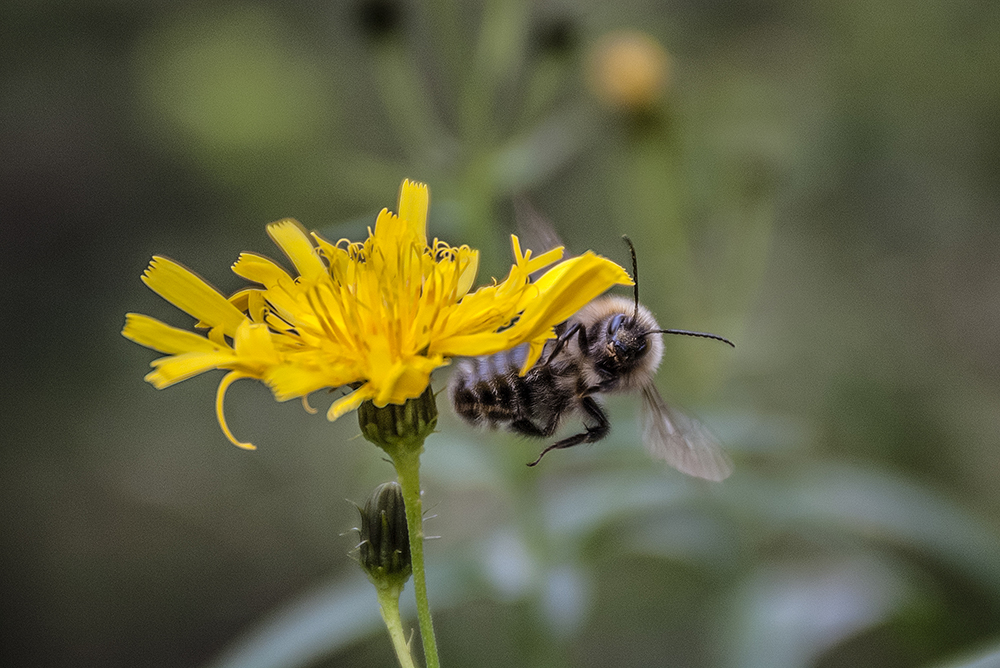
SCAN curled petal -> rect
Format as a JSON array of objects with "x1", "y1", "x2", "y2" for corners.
[
  {"x1": 328, "y1": 384, "x2": 377, "y2": 421},
  {"x1": 216, "y1": 371, "x2": 256, "y2": 450}
]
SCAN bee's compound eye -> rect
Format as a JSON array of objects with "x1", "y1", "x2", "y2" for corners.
[{"x1": 607, "y1": 313, "x2": 625, "y2": 336}]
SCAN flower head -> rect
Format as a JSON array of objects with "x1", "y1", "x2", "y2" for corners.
[
  {"x1": 587, "y1": 30, "x2": 671, "y2": 111},
  {"x1": 123, "y1": 179, "x2": 632, "y2": 449}
]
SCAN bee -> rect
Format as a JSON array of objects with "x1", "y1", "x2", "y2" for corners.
[{"x1": 448, "y1": 234, "x2": 735, "y2": 481}]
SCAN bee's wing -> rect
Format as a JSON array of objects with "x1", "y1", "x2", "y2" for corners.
[
  {"x1": 513, "y1": 198, "x2": 570, "y2": 279},
  {"x1": 640, "y1": 383, "x2": 733, "y2": 481}
]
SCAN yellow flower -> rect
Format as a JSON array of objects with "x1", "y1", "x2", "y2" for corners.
[
  {"x1": 587, "y1": 31, "x2": 671, "y2": 111},
  {"x1": 123, "y1": 179, "x2": 632, "y2": 449}
]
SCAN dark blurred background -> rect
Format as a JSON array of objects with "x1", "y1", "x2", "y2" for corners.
[{"x1": 3, "y1": 1, "x2": 1000, "y2": 667}]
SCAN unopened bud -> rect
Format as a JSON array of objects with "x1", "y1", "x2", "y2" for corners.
[
  {"x1": 356, "y1": 481, "x2": 412, "y2": 587},
  {"x1": 358, "y1": 386, "x2": 438, "y2": 455}
]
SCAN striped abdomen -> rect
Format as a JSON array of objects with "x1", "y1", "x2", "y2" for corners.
[{"x1": 448, "y1": 343, "x2": 577, "y2": 437}]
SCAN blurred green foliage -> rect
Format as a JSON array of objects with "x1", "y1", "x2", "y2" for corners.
[{"x1": 2, "y1": 1, "x2": 999, "y2": 667}]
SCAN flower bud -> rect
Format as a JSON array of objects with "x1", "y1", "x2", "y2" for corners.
[
  {"x1": 356, "y1": 481, "x2": 412, "y2": 587},
  {"x1": 587, "y1": 30, "x2": 671, "y2": 111},
  {"x1": 358, "y1": 386, "x2": 438, "y2": 455}
]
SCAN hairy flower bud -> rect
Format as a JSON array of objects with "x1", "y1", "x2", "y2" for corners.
[
  {"x1": 358, "y1": 386, "x2": 438, "y2": 455},
  {"x1": 356, "y1": 481, "x2": 412, "y2": 587}
]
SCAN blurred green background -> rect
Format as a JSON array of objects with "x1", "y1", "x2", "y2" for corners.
[{"x1": 4, "y1": 1, "x2": 1000, "y2": 667}]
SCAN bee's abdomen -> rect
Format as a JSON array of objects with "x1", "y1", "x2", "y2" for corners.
[{"x1": 449, "y1": 345, "x2": 557, "y2": 431}]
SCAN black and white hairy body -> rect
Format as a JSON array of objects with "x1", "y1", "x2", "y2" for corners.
[{"x1": 449, "y1": 243, "x2": 735, "y2": 482}]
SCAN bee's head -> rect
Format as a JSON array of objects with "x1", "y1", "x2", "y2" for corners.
[
  {"x1": 584, "y1": 296, "x2": 664, "y2": 391},
  {"x1": 604, "y1": 313, "x2": 649, "y2": 365},
  {"x1": 591, "y1": 237, "x2": 661, "y2": 386},
  {"x1": 586, "y1": 237, "x2": 734, "y2": 391}
]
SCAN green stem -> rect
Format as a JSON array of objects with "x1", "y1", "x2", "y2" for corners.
[
  {"x1": 393, "y1": 448, "x2": 441, "y2": 668},
  {"x1": 376, "y1": 584, "x2": 417, "y2": 668}
]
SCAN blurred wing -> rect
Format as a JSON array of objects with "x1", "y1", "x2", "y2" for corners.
[
  {"x1": 513, "y1": 198, "x2": 570, "y2": 279},
  {"x1": 640, "y1": 384, "x2": 733, "y2": 481}
]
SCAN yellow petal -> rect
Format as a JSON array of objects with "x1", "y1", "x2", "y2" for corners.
[
  {"x1": 233, "y1": 320, "x2": 275, "y2": 356},
  {"x1": 196, "y1": 289, "x2": 250, "y2": 329},
  {"x1": 382, "y1": 357, "x2": 443, "y2": 404},
  {"x1": 523, "y1": 247, "x2": 564, "y2": 275},
  {"x1": 267, "y1": 219, "x2": 327, "y2": 284},
  {"x1": 141, "y1": 257, "x2": 246, "y2": 337},
  {"x1": 232, "y1": 252, "x2": 310, "y2": 325},
  {"x1": 311, "y1": 233, "x2": 351, "y2": 272},
  {"x1": 456, "y1": 249, "x2": 480, "y2": 298},
  {"x1": 373, "y1": 361, "x2": 406, "y2": 406},
  {"x1": 144, "y1": 350, "x2": 238, "y2": 388},
  {"x1": 520, "y1": 337, "x2": 549, "y2": 375},
  {"x1": 371, "y1": 354, "x2": 443, "y2": 406},
  {"x1": 397, "y1": 179, "x2": 428, "y2": 247},
  {"x1": 432, "y1": 254, "x2": 630, "y2": 359},
  {"x1": 232, "y1": 252, "x2": 294, "y2": 287},
  {"x1": 227, "y1": 289, "x2": 252, "y2": 313},
  {"x1": 207, "y1": 325, "x2": 227, "y2": 346},
  {"x1": 327, "y1": 384, "x2": 376, "y2": 421},
  {"x1": 266, "y1": 362, "x2": 357, "y2": 401},
  {"x1": 515, "y1": 253, "x2": 631, "y2": 334},
  {"x1": 511, "y1": 234, "x2": 564, "y2": 273},
  {"x1": 511, "y1": 234, "x2": 524, "y2": 261},
  {"x1": 432, "y1": 331, "x2": 510, "y2": 358},
  {"x1": 244, "y1": 290, "x2": 268, "y2": 324},
  {"x1": 123, "y1": 313, "x2": 224, "y2": 355},
  {"x1": 216, "y1": 371, "x2": 256, "y2": 449}
]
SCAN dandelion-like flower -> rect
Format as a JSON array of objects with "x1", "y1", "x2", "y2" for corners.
[
  {"x1": 123, "y1": 179, "x2": 632, "y2": 449},
  {"x1": 587, "y1": 30, "x2": 671, "y2": 111}
]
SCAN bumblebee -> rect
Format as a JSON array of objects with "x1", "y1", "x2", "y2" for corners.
[{"x1": 448, "y1": 236, "x2": 734, "y2": 481}]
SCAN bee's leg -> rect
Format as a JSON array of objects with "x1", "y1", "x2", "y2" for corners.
[
  {"x1": 510, "y1": 401, "x2": 561, "y2": 439},
  {"x1": 544, "y1": 322, "x2": 589, "y2": 365},
  {"x1": 526, "y1": 397, "x2": 609, "y2": 466},
  {"x1": 510, "y1": 418, "x2": 551, "y2": 438}
]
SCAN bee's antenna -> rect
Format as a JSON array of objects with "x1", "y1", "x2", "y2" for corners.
[
  {"x1": 649, "y1": 329, "x2": 736, "y2": 348},
  {"x1": 622, "y1": 235, "x2": 639, "y2": 321}
]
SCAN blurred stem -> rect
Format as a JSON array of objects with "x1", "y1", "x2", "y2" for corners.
[
  {"x1": 460, "y1": 0, "x2": 529, "y2": 147},
  {"x1": 392, "y1": 448, "x2": 441, "y2": 668},
  {"x1": 424, "y1": 0, "x2": 465, "y2": 97},
  {"x1": 376, "y1": 584, "x2": 417, "y2": 668},
  {"x1": 492, "y1": 104, "x2": 599, "y2": 195},
  {"x1": 612, "y1": 113, "x2": 697, "y2": 320},
  {"x1": 455, "y1": 156, "x2": 497, "y2": 261},
  {"x1": 371, "y1": 37, "x2": 450, "y2": 169}
]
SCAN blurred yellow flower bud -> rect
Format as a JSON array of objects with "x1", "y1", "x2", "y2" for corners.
[{"x1": 587, "y1": 30, "x2": 671, "y2": 111}]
